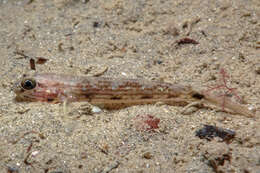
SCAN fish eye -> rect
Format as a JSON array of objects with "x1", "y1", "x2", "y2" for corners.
[{"x1": 21, "y1": 78, "x2": 37, "y2": 90}]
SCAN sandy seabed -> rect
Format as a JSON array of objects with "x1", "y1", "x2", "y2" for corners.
[{"x1": 0, "y1": 0, "x2": 259, "y2": 172}]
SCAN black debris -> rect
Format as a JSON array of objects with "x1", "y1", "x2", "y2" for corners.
[{"x1": 195, "y1": 125, "x2": 235, "y2": 143}]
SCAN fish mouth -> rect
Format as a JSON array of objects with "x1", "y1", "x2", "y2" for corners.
[
  {"x1": 14, "y1": 92, "x2": 42, "y2": 102},
  {"x1": 12, "y1": 82, "x2": 36, "y2": 102}
]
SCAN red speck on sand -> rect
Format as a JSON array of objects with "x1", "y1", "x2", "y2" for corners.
[{"x1": 134, "y1": 114, "x2": 160, "y2": 132}]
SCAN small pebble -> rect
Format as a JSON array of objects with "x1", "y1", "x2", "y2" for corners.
[
  {"x1": 92, "y1": 106, "x2": 102, "y2": 113},
  {"x1": 143, "y1": 152, "x2": 153, "y2": 159},
  {"x1": 93, "y1": 21, "x2": 100, "y2": 28},
  {"x1": 7, "y1": 166, "x2": 19, "y2": 173}
]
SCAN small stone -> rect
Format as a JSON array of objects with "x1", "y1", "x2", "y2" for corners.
[
  {"x1": 255, "y1": 65, "x2": 260, "y2": 74},
  {"x1": 93, "y1": 21, "x2": 100, "y2": 28},
  {"x1": 238, "y1": 52, "x2": 246, "y2": 62},
  {"x1": 6, "y1": 166, "x2": 19, "y2": 173},
  {"x1": 81, "y1": 0, "x2": 89, "y2": 3},
  {"x1": 92, "y1": 106, "x2": 102, "y2": 113},
  {"x1": 143, "y1": 152, "x2": 153, "y2": 159}
]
